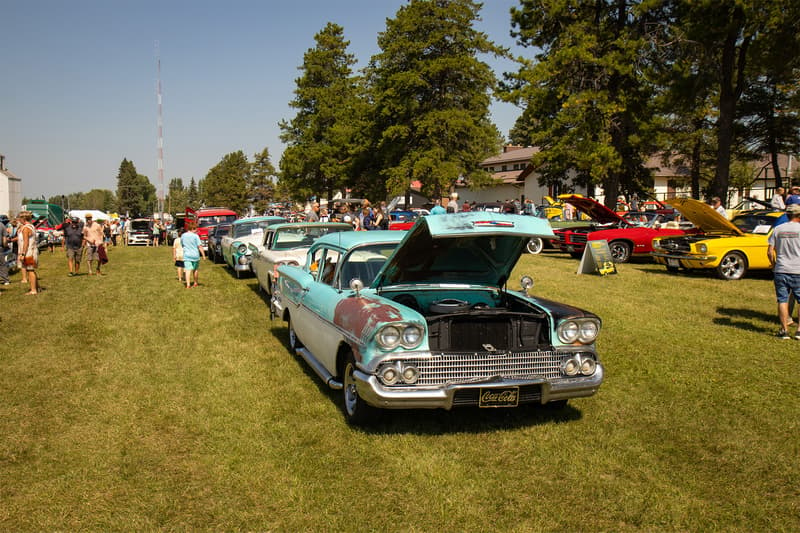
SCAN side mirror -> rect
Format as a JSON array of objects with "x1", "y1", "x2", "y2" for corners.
[
  {"x1": 520, "y1": 275, "x2": 534, "y2": 297},
  {"x1": 349, "y1": 278, "x2": 364, "y2": 296}
]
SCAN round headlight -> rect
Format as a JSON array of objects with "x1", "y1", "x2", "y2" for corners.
[
  {"x1": 696, "y1": 243, "x2": 707, "y2": 254},
  {"x1": 237, "y1": 244, "x2": 247, "y2": 254},
  {"x1": 401, "y1": 365, "x2": 419, "y2": 384},
  {"x1": 578, "y1": 321, "x2": 599, "y2": 343},
  {"x1": 379, "y1": 365, "x2": 399, "y2": 385},
  {"x1": 402, "y1": 325, "x2": 422, "y2": 347},
  {"x1": 652, "y1": 239, "x2": 662, "y2": 250},
  {"x1": 558, "y1": 321, "x2": 580, "y2": 343},
  {"x1": 378, "y1": 325, "x2": 401, "y2": 349},
  {"x1": 562, "y1": 357, "x2": 580, "y2": 376},
  {"x1": 579, "y1": 356, "x2": 597, "y2": 376}
]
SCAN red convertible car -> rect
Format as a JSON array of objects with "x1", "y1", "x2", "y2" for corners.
[{"x1": 553, "y1": 195, "x2": 696, "y2": 262}]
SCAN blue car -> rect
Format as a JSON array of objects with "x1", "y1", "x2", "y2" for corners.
[{"x1": 274, "y1": 212, "x2": 604, "y2": 424}]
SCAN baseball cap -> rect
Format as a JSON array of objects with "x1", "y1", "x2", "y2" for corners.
[{"x1": 786, "y1": 204, "x2": 800, "y2": 215}]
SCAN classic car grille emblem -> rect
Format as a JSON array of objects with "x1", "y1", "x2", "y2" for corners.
[{"x1": 482, "y1": 343, "x2": 496, "y2": 351}]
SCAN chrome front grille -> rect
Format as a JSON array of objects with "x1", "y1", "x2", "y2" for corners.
[
  {"x1": 403, "y1": 350, "x2": 562, "y2": 386},
  {"x1": 660, "y1": 239, "x2": 691, "y2": 253}
]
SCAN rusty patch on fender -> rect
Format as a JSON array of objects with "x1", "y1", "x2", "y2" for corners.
[{"x1": 334, "y1": 297, "x2": 404, "y2": 346}]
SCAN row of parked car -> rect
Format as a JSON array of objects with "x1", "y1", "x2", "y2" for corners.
[
  {"x1": 201, "y1": 210, "x2": 605, "y2": 425},
  {"x1": 533, "y1": 195, "x2": 785, "y2": 281}
]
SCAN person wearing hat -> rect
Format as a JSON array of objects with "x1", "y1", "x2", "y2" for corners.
[
  {"x1": 785, "y1": 186, "x2": 800, "y2": 207},
  {"x1": 82, "y1": 213, "x2": 105, "y2": 275},
  {"x1": 62, "y1": 216, "x2": 84, "y2": 276},
  {"x1": 767, "y1": 203, "x2": 800, "y2": 339}
]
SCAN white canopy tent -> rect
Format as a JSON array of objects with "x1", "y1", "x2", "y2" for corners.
[{"x1": 69, "y1": 209, "x2": 110, "y2": 221}]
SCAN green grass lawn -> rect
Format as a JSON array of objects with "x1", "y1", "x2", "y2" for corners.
[{"x1": 1, "y1": 244, "x2": 798, "y2": 531}]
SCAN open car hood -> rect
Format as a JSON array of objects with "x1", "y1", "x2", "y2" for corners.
[
  {"x1": 373, "y1": 212, "x2": 555, "y2": 289},
  {"x1": 560, "y1": 195, "x2": 626, "y2": 224},
  {"x1": 667, "y1": 197, "x2": 743, "y2": 235}
]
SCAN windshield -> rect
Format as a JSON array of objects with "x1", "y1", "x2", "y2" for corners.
[
  {"x1": 731, "y1": 214, "x2": 778, "y2": 234},
  {"x1": 131, "y1": 220, "x2": 151, "y2": 231},
  {"x1": 273, "y1": 226, "x2": 350, "y2": 251},
  {"x1": 199, "y1": 214, "x2": 236, "y2": 228},
  {"x1": 233, "y1": 220, "x2": 276, "y2": 238},
  {"x1": 338, "y1": 243, "x2": 399, "y2": 288}
]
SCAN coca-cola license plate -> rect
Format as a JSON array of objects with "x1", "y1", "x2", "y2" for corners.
[{"x1": 478, "y1": 387, "x2": 519, "y2": 408}]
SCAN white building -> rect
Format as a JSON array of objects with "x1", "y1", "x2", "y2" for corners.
[
  {"x1": 461, "y1": 146, "x2": 796, "y2": 209},
  {"x1": 0, "y1": 154, "x2": 22, "y2": 218},
  {"x1": 456, "y1": 145, "x2": 594, "y2": 206}
]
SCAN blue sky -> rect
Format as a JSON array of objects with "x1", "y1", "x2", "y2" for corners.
[{"x1": 2, "y1": 0, "x2": 524, "y2": 200}]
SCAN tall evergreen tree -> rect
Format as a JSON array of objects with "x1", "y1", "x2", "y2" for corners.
[
  {"x1": 249, "y1": 148, "x2": 276, "y2": 214},
  {"x1": 116, "y1": 158, "x2": 140, "y2": 216},
  {"x1": 368, "y1": 0, "x2": 502, "y2": 200},
  {"x1": 115, "y1": 159, "x2": 155, "y2": 217},
  {"x1": 187, "y1": 178, "x2": 200, "y2": 208},
  {"x1": 167, "y1": 178, "x2": 188, "y2": 213},
  {"x1": 503, "y1": 0, "x2": 659, "y2": 207},
  {"x1": 279, "y1": 23, "x2": 360, "y2": 203},
  {"x1": 202, "y1": 151, "x2": 249, "y2": 213}
]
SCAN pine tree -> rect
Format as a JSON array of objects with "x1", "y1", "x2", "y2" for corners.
[
  {"x1": 502, "y1": 0, "x2": 659, "y2": 207},
  {"x1": 368, "y1": 0, "x2": 502, "y2": 200},
  {"x1": 279, "y1": 23, "x2": 361, "y2": 203},
  {"x1": 249, "y1": 148, "x2": 276, "y2": 215},
  {"x1": 202, "y1": 151, "x2": 249, "y2": 213},
  {"x1": 116, "y1": 158, "x2": 140, "y2": 217},
  {"x1": 187, "y1": 178, "x2": 199, "y2": 208}
]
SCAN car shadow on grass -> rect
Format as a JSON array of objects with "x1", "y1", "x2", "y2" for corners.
[
  {"x1": 272, "y1": 324, "x2": 585, "y2": 434},
  {"x1": 714, "y1": 307, "x2": 778, "y2": 334}
]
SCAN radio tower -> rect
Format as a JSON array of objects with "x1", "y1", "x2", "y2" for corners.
[{"x1": 156, "y1": 41, "x2": 165, "y2": 216}]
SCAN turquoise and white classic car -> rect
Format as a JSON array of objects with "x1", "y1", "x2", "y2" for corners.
[
  {"x1": 221, "y1": 216, "x2": 285, "y2": 278},
  {"x1": 274, "y1": 212, "x2": 604, "y2": 425},
  {"x1": 249, "y1": 222, "x2": 353, "y2": 296}
]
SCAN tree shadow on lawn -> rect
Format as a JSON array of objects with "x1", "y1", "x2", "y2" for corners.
[
  {"x1": 272, "y1": 324, "x2": 585, "y2": 435},
  {"x1": 714, "y1": 307, "x2": 778, "y2": 334}
]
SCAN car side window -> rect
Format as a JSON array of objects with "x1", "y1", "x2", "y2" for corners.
[{"x1": 320, "y1": 250, "x2": 341, "y2": 287}]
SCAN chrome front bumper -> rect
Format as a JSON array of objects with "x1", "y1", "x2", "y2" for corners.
[
  {"x1": 651, "y1": 251, "x2": 717, "y2": 262},
  {"x1": 353, "y1": 364, "x2": 604, "y2": 410}
]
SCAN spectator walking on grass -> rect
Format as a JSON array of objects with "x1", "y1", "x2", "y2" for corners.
[
  {"x1": 0, "y1": 216, "x2": 10, "y2": 289},
  {"x1": 18, "y1": 211, "x2": 40, "y2": 295},
  {"x1": 767, "y1": 204, "x2": 800, "y2": 340},
  {"x1": 82, "y1": 213, "x2": 105, "y2": 275},
  {"x1": 62, "y1": 216, "x2": 84, "y2": 276},
  {"x1": 180, "y1": 223, "x2": 205, "y2": 288},
  {"x1": 173, "y1": 228, "x2": 185, "y2": 281}
]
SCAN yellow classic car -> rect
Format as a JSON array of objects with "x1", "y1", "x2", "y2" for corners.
[{"x1": 651, "y1": 197, "x2": 783, "y2": 280}]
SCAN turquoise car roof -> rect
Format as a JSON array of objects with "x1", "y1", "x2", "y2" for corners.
[
  {"x1": 312, "y1": 230, "x2": 405, "y2": 251},
  {"x1": 232, "y1": 216, "x2": 285, "y2": 225},
  {"x1": 269, "y1": 221, "x2": 352, "y2": 232}
]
